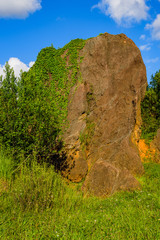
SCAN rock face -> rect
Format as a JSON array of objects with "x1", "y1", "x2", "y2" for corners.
[{"x1": 62, "y1": 33, "x2": 147, "y2": 196}]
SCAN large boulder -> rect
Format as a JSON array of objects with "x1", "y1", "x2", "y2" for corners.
[{"x1": 62, "y1": 33, "x2": 147, "y2": 196}]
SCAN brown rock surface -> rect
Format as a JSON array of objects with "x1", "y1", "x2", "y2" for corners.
[
  {"x1": 63, "y1": 33, "x2": 147, "y2": 196},
  {"x1": 82, "y1": 161, "x2": 141, "y2": 197}
]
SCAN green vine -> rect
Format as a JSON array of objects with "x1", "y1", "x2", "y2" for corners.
[{"x1": 33, "y1": 38, "x2": 86, "y2": 129}]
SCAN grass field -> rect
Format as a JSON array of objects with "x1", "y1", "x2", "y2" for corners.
[{"x1": 0, "y1": 150, "x2": 160, "y2": 240}]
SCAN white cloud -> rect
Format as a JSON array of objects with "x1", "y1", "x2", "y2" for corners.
[
  {"x1": 29, "y1": 61, "x2": 35, "y2": 68},
  {"x1": 0, "y1": 66, "x2": 4, "y2": 78},
  {"x1": 140, "y1": 34, "x2": 146, "y2": 40},
  {"x1": 93, "y1": 0, "x2": 149, "y2": 24},
  {"x1": 146, "y1": 14, "x2": 160, "y2": 40},
  {"x1": 0, "y1": 0, "x2": 42, "y2": 19},
  {"x1": 0, "y1": 58, "x2": 35, "y2": 78},
  {"x1": 146, "y1": 57, "x2": 159, "y2": 63},
  {"x1": 139, "y1": 43, "x2": 151, "y2": 51}
]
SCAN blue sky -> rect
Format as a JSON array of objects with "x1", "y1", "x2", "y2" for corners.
[{"x1": 0, "y1": 0, "x2": 160, "y2": 82}]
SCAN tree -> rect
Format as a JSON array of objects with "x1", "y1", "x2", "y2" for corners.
[
  {"x1": 150, "y1": 70, "x2": 160, "y2": 118},
  {"x1": 0, "y1": 63, "x2": 18, "y2": 149},
  {"x1": 141, "y1": 70, "x2": 160, "y2": 140},
  {"x1": 0, "y1": 62, "x2": 62, "y2": 160}
]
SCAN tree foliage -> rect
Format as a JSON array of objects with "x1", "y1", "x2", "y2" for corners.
[
  {"x1": 0, "y1": 39, "x2": 86, "y2": 161},
  {"x1": 0, "y1": 63, "x2": 18, "y2": 149},
  {"x1": 141, "y1": 70, "x2": 160, "y2": 140}
]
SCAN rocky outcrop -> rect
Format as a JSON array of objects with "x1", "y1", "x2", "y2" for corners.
[{"x1": 62, "y1": 33, "x2": 147, "y2": 196}]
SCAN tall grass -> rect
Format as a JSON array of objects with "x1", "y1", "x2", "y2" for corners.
[
  {"x1": 0, "y1": 148, "x2": 13, "y2": 179},
  {"x1": 9, "y1": 161, "x2": 84, "y2": 212},
  {"x1": 0, "y1": 152, "x2": 160, "y2": 239}
]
